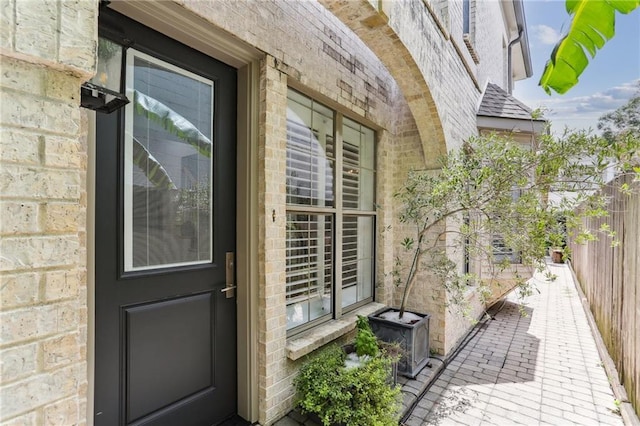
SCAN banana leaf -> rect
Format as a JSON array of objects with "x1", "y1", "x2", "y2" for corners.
[
  {"x1": 132, "y1": 136, "x2": 177, "y2": 190},
  {"x1": 133, "y1": 90, "x2": 212, "y2": 157},
  {"x1": 539, "y1": 0, "x2": 639, "y2": 95}
]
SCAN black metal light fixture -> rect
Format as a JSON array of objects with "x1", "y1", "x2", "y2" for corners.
[
  {"x1": 81, "y1": 81, "x2": 129, "y2": 113},
  {"x1": 81, "y1": 36, "x2": 129, "y2": 113}
]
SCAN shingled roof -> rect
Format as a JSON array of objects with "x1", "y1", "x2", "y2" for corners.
[{"x1": 477, "y1": 82, "x2": 540, "y2": 120}]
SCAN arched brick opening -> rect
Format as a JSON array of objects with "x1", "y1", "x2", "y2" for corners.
[{"x1": 319, "y1": 0, "x2": 447, "y2": 168}]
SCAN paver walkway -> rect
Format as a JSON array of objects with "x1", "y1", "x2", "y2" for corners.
[
  {"x1": 275, "y1": 261, "x2": 626, "y2": 425},
  {"x1": 403, "y1": 262, "x2": 623, "y2": 426}
]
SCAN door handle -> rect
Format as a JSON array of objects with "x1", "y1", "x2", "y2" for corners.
[{"x1": 222, "y1": 252, "x2": 236, "y2": 298}]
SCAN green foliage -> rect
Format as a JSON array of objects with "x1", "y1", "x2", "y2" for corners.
[
  {"x1": 294, "y1": 345, "x2": 401, "y2": 426},
  {"x1": 539, "y1": 0, "x2": 640, "y2": 95},
  {"x1": 598, "y1": 87, "x2": 640, "y2": 143},
  {"x1": 355, "y1": 316, "x2": 379, "y2": 357},
  {"x1": 393, "y1": 125, "x2": 639, "y2": 319}
]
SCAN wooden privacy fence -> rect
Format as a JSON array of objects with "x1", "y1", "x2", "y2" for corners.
[{"x1": 569, "y1": 174, "x2": 639, "y2": 417}]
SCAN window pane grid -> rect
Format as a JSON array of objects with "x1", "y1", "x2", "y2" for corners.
[
  {"x1": 286, "y1": 89, "x2": 375, "y2": 332},
  {"x1": 341, "y1": 216, "x2": 374, "y2": 309},
  {"x1": 342, "y1": 119, "x2": 375, "y2": 211},
  {"x1": 286, "y1": 97, "x2": 334, "y2": 207},
  {"x1": 286, "y1": 213, "x2": 333, "y2": 330}
]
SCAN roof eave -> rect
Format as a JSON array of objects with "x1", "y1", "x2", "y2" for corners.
[{"x1": 477, "y1": 115, "x2": 546, "y2": 134}]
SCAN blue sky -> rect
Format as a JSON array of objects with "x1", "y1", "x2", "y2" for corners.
[{"x1": 512, "y1": 0, "x2": 640, "y2": 133}]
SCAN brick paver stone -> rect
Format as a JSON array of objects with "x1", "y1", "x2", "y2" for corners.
[{"x1": 404, "y1": 262, "x2": 623, "y2": 426}]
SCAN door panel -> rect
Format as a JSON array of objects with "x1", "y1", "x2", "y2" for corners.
[
  {"x1": 95, "y1": 9, "x2": 237, "y2": 426},
  {"x1": 126, "y1": 293, "x2": 213, "y2": 423}
]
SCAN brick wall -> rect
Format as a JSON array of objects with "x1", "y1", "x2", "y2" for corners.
[
  {"x1": 474, "y1": 0, "x2": 510, "y2": 90},
  {"x1": 256, "y1": 56, "x2": 290, "y2": 425},
  {"x1": 0, "y1": 1, "x2": 97, "y2": 424},
  {"x1": 183, "y1": 0, "x2": 396, "y2": 128},
  {"x1": 0, "y1": 0, "x2": 523, "y2": 423},
  {"x1": 121, "y1": 0, "x2": 519, "y2": 421}
]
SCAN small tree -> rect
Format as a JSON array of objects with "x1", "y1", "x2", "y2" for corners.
[
  {"x1": 393, "y1": 126, "x2": 639, "y2": 319},
  {"x1": 598, "y1": 85, "x2": 640, "y2": 143}
]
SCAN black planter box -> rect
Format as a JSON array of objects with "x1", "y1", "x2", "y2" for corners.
[{"x1": 369, "y1": 308, "x2": 431, "y2": 379}]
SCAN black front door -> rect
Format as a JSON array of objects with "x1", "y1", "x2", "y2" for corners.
[{"x1": 95, "y1": 10, "x2": 237, "y2": 426}]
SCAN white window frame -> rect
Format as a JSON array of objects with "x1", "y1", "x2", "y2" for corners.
[{"x1": 123, "y1": 49, "x2": 214, "y2": 272}]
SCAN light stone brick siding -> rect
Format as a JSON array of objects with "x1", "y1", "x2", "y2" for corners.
[
  {"x1": 0, "y1": 0, "x2": 524, "y2": 423},
  {"x1": 384, "y1": 0, "x2": 509, "y2": 154},
  {"x1": 444, "y1": 289, "x2": 484, "y2": 353},
  {"x1": 257, "y1": 56, "x2": 290, "y2": 425},
  {"x1": 179, "y1": 2, "x2": 412, "y2": 423},
  {"x1": 474, "y1": 0, "x2": 511, "y2": 90},
  {"x1": 0, "y1": 0, "x2": 96, "y2": 424},
  {"x1": 182, "y1": 0, "x2": 396, "y2": 128},
  {"x1": 379, "y1": 0, "x2": 476, "y2": 153}
]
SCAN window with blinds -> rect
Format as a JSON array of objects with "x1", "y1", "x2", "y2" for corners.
[
  {"x1": 492, "y1": 237, "x2": 517, "y2": 262},
  {"x1": 285, "y1": 89, "x2": 376, "y2": 332},
  {"x1": 492, "y1": 188, "x2": 522, "y2": 263}
]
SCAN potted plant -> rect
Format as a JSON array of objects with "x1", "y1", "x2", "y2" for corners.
[
  {"x1": 369, "y1": 130, "x2": 633, "y2": 377},
  {"x1": 294, "y1": 317, "x2": 401, "y2": 426},
  {"x1": 368, "y1": 214, "x2": 434, "y2": 378},
  {"x1": 547, "y1": 222, "x2": 566, "y2": 263},
  {"x1": 368, "y1": 308, "x2": 430, "y2": 379},
  {"x1": 550, "y1": 247, "x2": 564, "y2": 263}
]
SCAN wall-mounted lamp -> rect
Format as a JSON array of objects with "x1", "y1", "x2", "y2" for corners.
[{"x1": 81, "y1": 37, "x2": 129, "y2": 113}]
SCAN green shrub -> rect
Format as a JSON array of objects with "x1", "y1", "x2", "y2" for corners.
[
  {"x1": 294, "y1": 345, "x2": 401, "y2": 426},
  {"x1": 355, "y1": 315, "x2": 379, "y2": 358}
]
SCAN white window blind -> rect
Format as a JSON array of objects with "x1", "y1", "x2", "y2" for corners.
[{"x1": 285, "y1": 89, "x2": 376, "y2": 332}]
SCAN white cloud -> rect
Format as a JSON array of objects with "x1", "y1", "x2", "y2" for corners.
[
  {"x1": 533, "y1": 25, "x2": 562, "y2": 45},
  {"x1": 520, "y1": 80, "x2": 640, "y2": 133}
]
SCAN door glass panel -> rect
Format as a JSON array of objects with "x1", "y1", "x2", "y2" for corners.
[{"x1": 124, "y1": 50, "x2": 214, "y2": 271}]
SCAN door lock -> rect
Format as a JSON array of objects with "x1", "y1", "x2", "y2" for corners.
[{"x1": 221, "y1": 252, "x2": 236, "y2": 298}]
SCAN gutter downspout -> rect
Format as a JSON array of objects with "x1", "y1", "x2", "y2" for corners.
[
  {"x1": 508, "y1": 0, "x2": 533, "y2": 93},
  {"x1": 513, "y1": 0, "x2": 533, "y2": 78},
  {"x1": 507, "y1": 27, "x2": 523, "y2": 94}
]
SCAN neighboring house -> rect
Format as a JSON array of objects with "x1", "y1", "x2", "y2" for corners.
[
  {"x1": 476, "y1": 82, "x2": 547, "y2": 301},
  {"x1": 0, "y1": 1, "x2": 536, "y2": 424}
]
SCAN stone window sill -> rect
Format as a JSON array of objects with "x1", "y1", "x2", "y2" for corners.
[{"x1": 286, "y1": 302, "x2": 386, "y2": 360}]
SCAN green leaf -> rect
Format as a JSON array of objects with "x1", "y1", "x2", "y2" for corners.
[
  {"x1": 401, "y1": 237, "x2": 414, "y2": 250},
  {"x1": 539, "y1": 0, "x2": 640, "y2": 95},
  {"x1": 134, "y1": 90, "x2": 212, "y2": 157}
]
